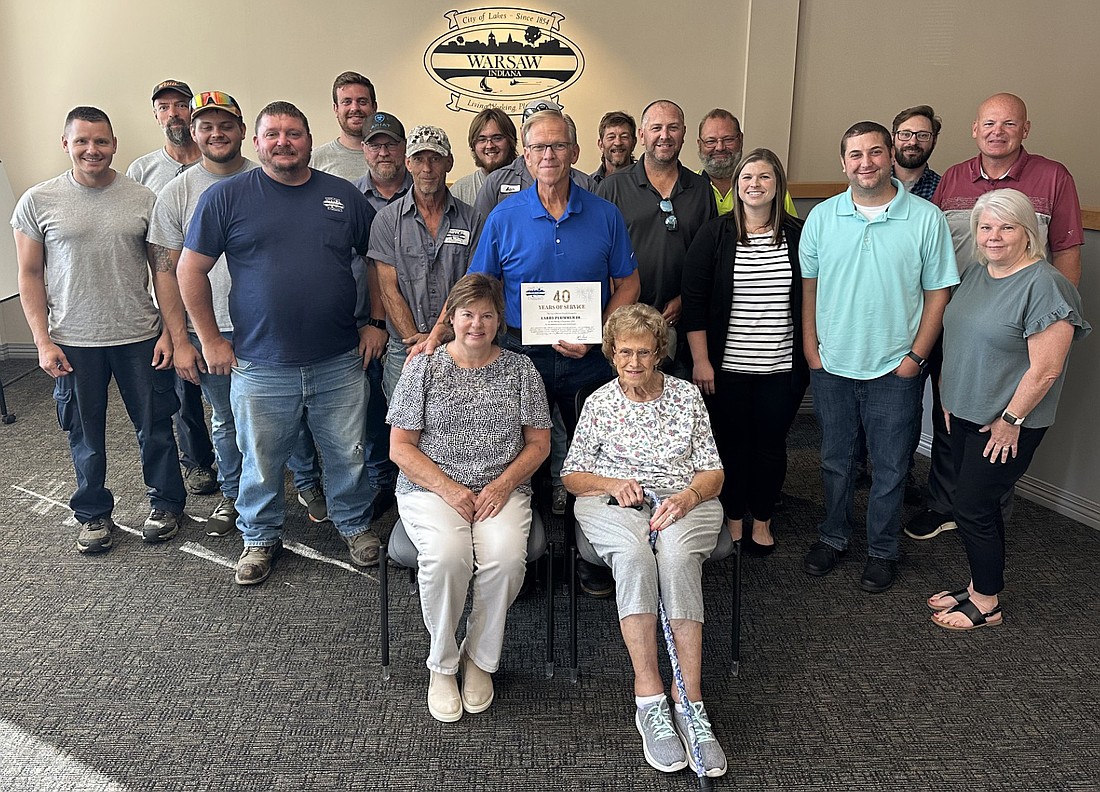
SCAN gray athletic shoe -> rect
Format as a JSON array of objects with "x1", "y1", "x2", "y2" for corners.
[
  {"x1": 635, "y1": 698, "x2": 688, "y2": 773},
  {"x1": 205, "y1": 496, "x2": 238, "y2": 537},
  {"x1": 673, "y1": 700, "x2": 727, "y2": 778},
  {"x1": 142, "y1": 509, "x2": 181, "y2": 543},
  {"x1": 76, "y1": 517, "x2": 115, "y2": 554}
]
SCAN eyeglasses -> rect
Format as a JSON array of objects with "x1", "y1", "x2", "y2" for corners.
[
  {"x1": 527, "y1": 142, "x2": 571, "y2": 156},
  {"x1": 895, "y1": 130, "x2": 934, "y2": 142},
  {"x1": 364, "y1": 140, "x2": 401, "y2": 152},
  {"x1": 614, "y1": 347, "x2": 656, "y2": 361},
  {"x1": 475, "y1": 134, "x2": 506, "y2": 146},
  {"x1": 659, "y1": 199, "x2": 678, "y2": 232},
  {"x1": 700, "y1": 135, "x2": 741, "y2": 150}
]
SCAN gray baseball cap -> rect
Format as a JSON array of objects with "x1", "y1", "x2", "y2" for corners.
[
  {"x1": 405, "y1": 125, "x2": 451, "y2": 157},
  {"x1": 365, "y1": 112, "x2": 405, "y2": 142}
]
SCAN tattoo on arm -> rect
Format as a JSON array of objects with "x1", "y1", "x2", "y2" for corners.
[{"x1": 150, "y1": 244, "x2": 176, "y2": 273}]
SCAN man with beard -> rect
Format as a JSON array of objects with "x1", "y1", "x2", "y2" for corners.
[
  {"x1": 355, "y1": 113, "x2": 413, "y2": 208},
  {"x1": 146, "y1": 91, "x2": 326, "y2": 538},
  {"x1": 451, "y1": 108, "x2": 517, "y2": 206},
  {"x1": 800, "y1": 121, "x2": 956, "y2": 592},
  {"x1": 598, "y1": 100, "x2": 715, "y2": 349},
  {"x1": 891, "y1": 105, "x2": 941, "y2": 200},
  {"x1": 178, "y1": 101, "x2": 379, "y2": 585},
  {"x1": 906, "y1": 93, "x2": 1083, "y2": 542},
  {"x1": 128, "y1": 79, "x2": 217, "y2": 500},
  {"x1": 590, "y1": 111, "x2": 636, "y2": 184},
  {"x1": 696, "y1": 108, "x2": 797, "y2": 218},
  {"x1": 128, "y1": 80, "x2": 202, "y2": 193},
  {"x1": 473, "y1": 99, "x2": 596, "y2": 220},
  {"x1": 369, "y1": 126, "x2": 483, "y2": 398},
  {"x1": 311, "y1": 71, "x2": 378, "y2": 181}
]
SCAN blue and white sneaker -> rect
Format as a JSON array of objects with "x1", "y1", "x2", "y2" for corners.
[{"x1": 636, "y1": 697, "x2": 688, "y2": 773}]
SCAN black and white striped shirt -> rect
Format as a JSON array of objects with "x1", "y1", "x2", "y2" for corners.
[{"x1": 721, "y1": 233, "x2": 794, "y2": 374}]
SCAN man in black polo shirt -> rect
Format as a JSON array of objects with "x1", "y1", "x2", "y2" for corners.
[{"x1": 597, "y1": 99, "x2": 715, "y2": 375}]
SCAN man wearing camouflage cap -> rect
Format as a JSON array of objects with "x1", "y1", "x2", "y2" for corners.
[{"x1": 369, "y1": 125, "x2": 484, "y2": 398}]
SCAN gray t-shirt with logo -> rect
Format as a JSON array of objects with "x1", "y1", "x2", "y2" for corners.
[
  {"x1": 147, "y1": 159, "x2": 258, "y2": 333},
  {"x1": 11, "y1": 171, "x2": 160, "y2": 346}
]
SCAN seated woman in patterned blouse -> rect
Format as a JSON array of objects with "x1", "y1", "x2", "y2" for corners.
[
  {"x1": 561, "y1": 303, "x2": 727, "y2": 780},
  {"x1": 388, "y1": 273, "x2": 552, "y2": 723}
]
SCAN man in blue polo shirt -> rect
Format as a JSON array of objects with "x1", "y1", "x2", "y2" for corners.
[
  {"x1": 463, "y1": 109, "x2": 639, "y2": 597},
  {"x1": 178, "y1": 101, "x2": 378, "y2": 586},
  {"x1": 800, "y1": 120, "x2": 957, "y2": 593}
]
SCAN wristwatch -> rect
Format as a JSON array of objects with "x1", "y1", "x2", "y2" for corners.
[
  {"x1": 905, "y1": 351, "x2": 927, "y2": 370},
  {"x1": 366, "y1": 318, "x2": 386, "y2": 330},
  {"x1": 1001, "y1": 410, "x2": 1025, "y2": 426}
]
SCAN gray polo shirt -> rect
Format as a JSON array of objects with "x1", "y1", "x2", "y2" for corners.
[
  {"x1": 367, "y1": 190, "x2": 483, "y2": 338},
  {"x1": 354, "y1": 170, "x2": 414, "y2": 212},
  {"x1": 472, "y1": 155, "x2": 597, "y2": 221},
  {"x1": 597, "y1": 156, "x2": 716, "y2": 309}
]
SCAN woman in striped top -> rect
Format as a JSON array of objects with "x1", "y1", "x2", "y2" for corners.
[{"x1": 681, "y1": 149, "x2": 808, "y2": 555}]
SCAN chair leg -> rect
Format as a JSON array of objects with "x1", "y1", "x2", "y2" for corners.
[
  {"x1": 731, "y1": 539, "x2": 741, "y2": 677},
  {"x1": 544, "y1": 541, "x2": 555, "y2": 679},
  {"x1": 380, "y1": 542, "x2": 390, "y2": 681},
  {"x1": 567, "y1": 547, "x2": 579, "y2": 683}
]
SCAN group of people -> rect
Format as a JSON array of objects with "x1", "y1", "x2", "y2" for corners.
[{"x1": 11, "y1": 70, "x2": 1089, "y2": 779}]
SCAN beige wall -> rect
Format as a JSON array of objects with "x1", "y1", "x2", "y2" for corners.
[{"x1": 791, "y1": 0, "x2": 1099, "y2": 205}]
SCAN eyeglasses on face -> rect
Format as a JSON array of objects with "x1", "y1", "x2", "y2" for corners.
[
  {"x1": 364, "y1": 141, "x2": 401, "y2": 152},
  {"x1": 659, "y1": 198, "x2": 678, "y2": 232},
  {"x1": 700, "y1": 135, "x2": 741, "y2": 150},
  {"x1": 895, "y1": 130, "x2": 934, "y2": 142},
  {"x1": 475, "y1": 134, "x2": 506, "y2": 146},
  {"x1": 614, "y1": 347, "x2": 656, "y2": 361},
  {"x1": 527, "y1": 142, "x2": 571, "y2": 156}
]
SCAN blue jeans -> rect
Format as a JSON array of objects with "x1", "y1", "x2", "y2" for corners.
[
  {"x1": 382, "y1": 337, "x2": 407, "y2": 402},
  {"x1": 364, "y1": 355, "x2": 396, "y2": 493},
  {"x1": 55, "y1": 338, "x2": 186, "y2": 522},
  {"x1": 190, "y1": 332, "x2": 321, "y2": 500},
  {"x1": 810, "y1": 368, "x2": 922, "y2": 561},
  {"x1": 231, "y1": 349, "x2": 374, "y2": 546}
]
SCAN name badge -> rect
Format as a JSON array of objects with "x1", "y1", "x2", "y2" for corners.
[
  {"x1": 443, "y1": 228, "x2": 471, "y2": 246},
  {"x1": 500, "y1": 183, "x2": 521, "y2": 194}
]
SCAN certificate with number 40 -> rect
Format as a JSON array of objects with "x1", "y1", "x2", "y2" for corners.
[{"x1": 519, "y1": 282, "x2": 603, "y2": 345}]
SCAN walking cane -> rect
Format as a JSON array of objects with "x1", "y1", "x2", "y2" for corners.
[{"x1": 645, "y1": 489, "x2": 716, "y2": 791}]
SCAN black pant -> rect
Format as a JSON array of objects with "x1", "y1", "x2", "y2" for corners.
[
  {"x1": 706, "y1": 370, "x2": 805, "y2": 522},
  {"x1": 949, "y1": 416, "x2": 1046, "y2": 595}
]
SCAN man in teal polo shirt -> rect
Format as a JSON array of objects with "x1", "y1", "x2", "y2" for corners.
[{"x1": 800, "y1": 120, "x2": 957, "y2": 593}]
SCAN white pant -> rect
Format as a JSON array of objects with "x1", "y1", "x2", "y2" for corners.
[{"x1": 397, "y1": 489, "x2": 531, "y2": 674}]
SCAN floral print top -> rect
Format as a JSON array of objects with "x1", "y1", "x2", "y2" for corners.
[{"x1": 562, "y1": 375, "x2": 722, "y2": 490}]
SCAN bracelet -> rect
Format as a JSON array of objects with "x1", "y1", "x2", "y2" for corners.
[{"x1": 687, "y1": 486, "x2": 703, "y2": 504}]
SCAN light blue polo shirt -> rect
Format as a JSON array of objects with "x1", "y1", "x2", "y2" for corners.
[
  {"x1": 469, "y1": 183, "x2": 636, "y2": 328},
  {"x1": 799, "y1": 179, "x2": 958, "y2": 379}
]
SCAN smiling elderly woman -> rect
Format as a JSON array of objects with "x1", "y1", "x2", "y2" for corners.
[{"x1": 561, "y1": 303, "x2": 727, "y2": 779}]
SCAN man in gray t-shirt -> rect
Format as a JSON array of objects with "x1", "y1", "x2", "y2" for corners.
[
  {"x1": 310, "y1": 71, "x2": 377, "y2": 181},
  {"x1": 127, "y1": 78, "x2": 219, "y2": 498},
  {"x1": 12, "y1": 106, "x2": 186, "y2": 553}
]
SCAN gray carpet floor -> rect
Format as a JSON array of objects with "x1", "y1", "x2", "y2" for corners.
[{"x1": 0, "y1": 360, "x2": 1097, "y2": 791}]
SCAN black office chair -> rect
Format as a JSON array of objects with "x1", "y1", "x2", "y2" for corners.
[
  {"x1": 379, "y1": 510, "x2": 554, "y2": 681},
  {"x1": 564, "y1": 378, "x2": 742, "y2": 681}
]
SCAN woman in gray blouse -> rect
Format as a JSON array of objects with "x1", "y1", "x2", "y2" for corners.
[
  {"x1": 387, "y1": 274, "x2": 551, "y2": 722},
  {"x1": 930, "y1": 189, "x2": 1090, "y2": 631}
]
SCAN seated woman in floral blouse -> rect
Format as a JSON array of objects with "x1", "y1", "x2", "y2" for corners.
[{"x1": 561, "y1": 303, "x2": 727, "y2": 780}]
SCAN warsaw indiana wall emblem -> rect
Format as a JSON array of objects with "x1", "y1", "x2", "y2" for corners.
[{"x1": 424, "y1": 7, "x2": 585, "y2": 115}]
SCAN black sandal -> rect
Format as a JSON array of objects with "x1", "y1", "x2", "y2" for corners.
[
  {"x1": 932, "y1": 599, "x2": 1003, "y2": 631},
  {"x1": 926, "y1": 587, "x2": 970, "y2": 612}
]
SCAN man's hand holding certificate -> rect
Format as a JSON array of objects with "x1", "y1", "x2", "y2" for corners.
[{"x1": 520, "y1": 282, "x2": 603, "y2": 346}]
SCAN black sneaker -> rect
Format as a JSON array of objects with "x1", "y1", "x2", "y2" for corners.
[
  {"x1": 904, "y1": 509, "x2": 956, "y2": 540},
  {"x1": 803, "y1": 541, "x2": 845, "y2": 576},
  {"x1": 76, "y1": 517, "x2": 115, "y2": 554},
  {"x1": 183, "y1": 465, "x2": 218, "y2": 495},
  {"x1": 860, "y1": 557, "x2": 897, "y2": 593},
  {"x1": 297, "y1": 486, "x2": 328, "y2": 522},
  {"x1": 205, "y1": 496, "x2": 238, "y2": 537},
  {"x1": 577, "y1": 558, "x2": 615, "y2": 598},
  {"x1": 142, "y1": 509, "x2": 181, "y2": 543}
]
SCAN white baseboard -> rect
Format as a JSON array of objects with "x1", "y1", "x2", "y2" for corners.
[
  {"x1": 0, "y1": 343, "x2": 36, "y2": 360},
  {"x1": 915, "y1": 431, "x2": 1100, "y2": 531}
]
